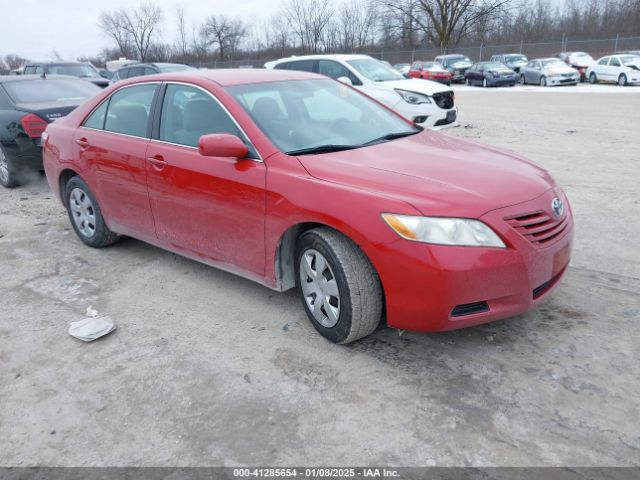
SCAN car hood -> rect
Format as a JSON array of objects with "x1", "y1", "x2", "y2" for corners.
[
  {"x1": 544, "y1": 65, "x2": 577, "y2": 74},
  {"x1": 507, "y1": 61, "x2": 527, "y2": 67},
  {"x1": 450, "y1": 62, "x2": 473, "y2": 70},
  {"x1": 378, "y1": 78, "x2": 451, "y2": 95},
  {"x1": 488, "y1": 68, "x2": 516, "y2": 74},
  {"x1": 296, "y1": 131, "x2": 556, "y2": 218}
]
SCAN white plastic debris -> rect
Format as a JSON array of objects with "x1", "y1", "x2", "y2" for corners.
[{"x1": 69, "y1": 309, "x2": 116, "y2": 342}]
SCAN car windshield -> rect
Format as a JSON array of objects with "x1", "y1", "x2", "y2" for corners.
[
  {"x1": 449, "y1": 57, "x2": 472, "y2": 66},
  {"x1": 505, "y1": 55, "x2": 527, "y2": 62},
  {"x1": 157, "y1": 64, "x2": 195, "y2": 72},
  {"x1": 346, "y1": 59, "x2": 405, "y2": 82},
  {"x1": 620, "y1": 55, "x2": 640, "y2": 66},
  {"x1": 542, "y1": 59, "x2": 566, "y2": 68},
  {"x1": 228, "y1": 79, "x2": 418, "y2": 155},
  {"x1": 45, "y1": 64, "x2": 100, "y2": 78},
  {"x1": 483, "y1": 62, "x2": 506, "y2": 69},
  {"x1": 423, "y1": 62, "x2": 438, "y2": 69},
  {"x1": 3, "y1": 78, "x2": 101, "y2": 104}
]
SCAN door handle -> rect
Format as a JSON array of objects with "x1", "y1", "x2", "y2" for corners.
[
  {"x1": 75, "y1": 138, "x2": 90, "y2": 148},
  {"x1": 146, "y1": 154, "x2": 167, "y2": 170}
]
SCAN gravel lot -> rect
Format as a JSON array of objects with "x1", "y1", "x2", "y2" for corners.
[{"x1": 1, "y1": 89, "x2": 639, "y2": 467}]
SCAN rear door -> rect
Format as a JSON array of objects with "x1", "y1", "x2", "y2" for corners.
[
  {"x1": 607, "y1": 57, "x2": 621, "y2": 81},
  {"x1": 144, "y1": 82, "x2": 267, "y2": 277},
  {"x1": 75, "y1": 83, "x2": 159, "y2": 240}
]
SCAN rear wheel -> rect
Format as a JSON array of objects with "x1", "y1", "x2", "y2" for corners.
[
  {"x1": 65, "y1": 176, "x2": 119, "y2": 248},
  {"x1": 540, "y1": 76, "x2": 547, "y2": 87},
  {"x1": 589, "y1": 72, "x2": 598, "y2": 84},
  {"x1": 618, "y1": 74, "x2": 628, "y2": 86},
  {"x1": 0, "y1": 148, "x2": 19, "y2": 189},
  {"x1": 295, "y1": 227, "x2": 383, "y2": 344}
]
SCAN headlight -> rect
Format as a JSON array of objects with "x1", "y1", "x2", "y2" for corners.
[
  {"x1": 381, "y1": 214, "x2": 506, "y2": 248},
  {"x1": 395, "y1": 89, "x2": 431, "y2": 104}
]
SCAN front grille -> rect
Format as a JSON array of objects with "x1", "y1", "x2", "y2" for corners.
[
  {"x1": 451, "y1": 301, "x2": 489, "y2": 317},
  {"x1": 433, "y1": 91, "x2": 454, "y2": 109},
  {"x1": 505, "y1": 211, "x2": 569, "y2": 246}
]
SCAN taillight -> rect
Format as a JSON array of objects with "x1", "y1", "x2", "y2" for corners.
[{"x1": 21, "y1": 113, "x2": 48, "y2": 139}]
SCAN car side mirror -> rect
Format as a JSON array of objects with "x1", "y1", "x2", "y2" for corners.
[
  {"x1": 337, "y1": 76, "x2": 353, "y2": 86},
  {"x1": 199, "y1": 133, "x2": 249, "y2": 159}
]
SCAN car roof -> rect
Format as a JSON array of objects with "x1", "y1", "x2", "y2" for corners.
[
  {"x1": 117, "y1": 68, "x2": 325, "y2": 87},
  {"x1": 436, "y1": 54, "x2": 468, "y2": 58},
  {"x1": 269, "y1": 54, "x2": 373, "y2": 64},
  {"x1": 0, "y1": 74, "x2": 78, "y2": 84},
  {"x1": 26, "y1": 61, "x2": 89, "y2": 66}
]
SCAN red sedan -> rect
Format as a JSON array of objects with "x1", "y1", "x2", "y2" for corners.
[
  {"x1": 42, "y1": 69, "x2": 573, "y2": 344},
  {"x1": 408, "y1": 61, "x2": 453, "y2": 85}
]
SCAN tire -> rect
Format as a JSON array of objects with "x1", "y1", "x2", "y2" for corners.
[
  {"x1": 520, "y1": 75, "x2": 526, "y2": 85},
  {"x1": 589, "y1": 72, "x2": 597, "y2": 84},
  {"x1": 295, "y1": 227, "x2": 383, "y2": 344},
  {"x1": 0, "y1": 148, "x2": 19, "y2": 188},
  {"x1": 65, "y1": 176, "x2": 119, "y2": 248},
  {"x1": 540, "y1": 76, "x2": 547, "y2": 87},
  {"x1": 618, "y1": 74, "x2": 628, "y2": 87}
]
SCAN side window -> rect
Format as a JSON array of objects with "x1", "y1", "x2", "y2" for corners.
[
  {"x1": 598, "y1": 57, "x2": 610, "y2": 66},
  {"x1": 159, "y1": 84, "x2": 242, "y2": 148},
  {"x1": 610, "y1": 57, "x2": 621, "y2": 67},
  {"x1": 284, "y1": 60, "x2": 315, "y2": 72},
  {"x1": 83, "y1": 100, "x2": 109, "y2": 130},
  {"x1": 128, "y1": 67, "x2": 145, "y2": 78},
  {"x1": 318, "y1": 60, "x2": 351, "y2": 80},
  {"x1": 104, "y1": 84, "x2": 157, "y2": 138},
  {"x1": 117, "y1": 68, "x2": 129, "y2": 79}
]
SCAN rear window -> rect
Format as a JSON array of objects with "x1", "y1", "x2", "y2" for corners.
[{"x1": 3, "y1": 79, "x2": 101, "y2": 104}]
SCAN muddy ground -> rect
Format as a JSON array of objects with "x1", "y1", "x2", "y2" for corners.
[{"x1": 1, "y1": 90, "x2": 638, "y2": 466}]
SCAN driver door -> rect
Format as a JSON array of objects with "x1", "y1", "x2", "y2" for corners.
[{"x1": 144, "y1": 82, "x2": 267, "y2": 278}]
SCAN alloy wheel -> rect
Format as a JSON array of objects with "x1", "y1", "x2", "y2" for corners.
[
  {"x1": 299, "y1": 249, "x2": 341, "y2": 328},
  {"x1": 0, "y1": 150, "x2": 8, "y2": 185},
  {"x1": 69, "y1": 187, "x2": 97, "y2": 238}
]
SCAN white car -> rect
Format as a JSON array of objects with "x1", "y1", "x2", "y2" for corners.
[
  {"x1": 264, "y1": 54, "x2": 458, "y2": 129},
  {"x1": 587, "y1": 54, "x2": 640, "y2": 86}
]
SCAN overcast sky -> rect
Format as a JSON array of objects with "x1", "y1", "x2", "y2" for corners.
[{"x1": 0, "y1": 0, "x2": 278, "y2": 60}]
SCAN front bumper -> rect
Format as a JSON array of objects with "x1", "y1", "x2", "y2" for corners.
[
  {"x1": 396, "y1": 101, "x2": 458, "y2": 130},
  {"x1": 487, "y1": 75, "x2": 518, "y2": 86},
  {"x1": 548, "y1": 75, "x2": 579, "y2": 86},
  {"x1": 369, "y1": 188, "x2": 573, "y2": 332}
]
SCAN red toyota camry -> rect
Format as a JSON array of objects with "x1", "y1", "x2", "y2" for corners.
[{"x1": 42, "y1": 69, "x2": 573, "y2": 344}]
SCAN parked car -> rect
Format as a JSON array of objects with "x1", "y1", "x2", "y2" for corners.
[
  {"x1": 587, "y1": 54, "x2": 640, "y2": 86},
  {"x1": 489, "y1": 53, "x2": 528, "y2": 73},
  {"x1": 393, "y1": 63, "x2": 411, "y2": 76},
  {"x1": 554, "y1": 51, "x2": 594, "y2": 81},
  {"x1": 433, "y1": 54, "x2": 473, "y2": 82},
  {"x1": 110, "y1": 63, "x2": 195, "y2": 83},
  {"x1": 265, "y1": 54, "x2": 457, "y2": 129},
  {"x1": 0, "y1": 75, "x2": 100, "y2": 187},
  {"x1": 519, "y1": 58, "x2": 580, "y2": 86},
  {"x1": 22, "y1": 62, "x2": 109, "y2": 88},
  {"x1": 408, "y1": 61, "x2": 452, "y2": 85},
  {"x1": 42, "y1": 69, "x2": 573, "y2": 343},
  {"x1": 464, "y1": 62, "x2": 517, "y2": 87}
]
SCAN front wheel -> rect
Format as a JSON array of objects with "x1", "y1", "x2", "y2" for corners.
[
  {"x1": 540, "y1": 76, "x2": 547, "y2": 87},
  {"x1": 589, "y1": 72, "x2": 597, "y2": 84},
  {"x1": 619, "y1": 74, "x2": 628, "y2": 86},
  {"x1": 65, "y1": 176, "x2": 120, "y2": 248},
  {"x1": 0, "y1": 148, "x2": 19, "y2": 188},
  {"x1": 295, "y1": 228, "x2": 383, "y2": 344}
]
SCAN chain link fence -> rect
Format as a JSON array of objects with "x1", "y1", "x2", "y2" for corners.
[{"x1": 191, "y1": 35, "x2": 640, "y2": 69}]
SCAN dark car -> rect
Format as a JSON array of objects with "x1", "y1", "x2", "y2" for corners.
[
  {"x1": 489, "y1": 53, "x2": 528, "y2": 73},
  {"x1": 0, "y1": 75, "x2": 100, "y2": 187},
  {"x1": 111, "y1": 63, "x2": 196, "y2": 83},
  {"x1": 433, "y1": 54, "x2": 473, "y2": 82},
  {"x1": 23, "y1": 62, "x2": 109, "y2": 88},
  {"x1": 464, "y1": 62, "x2": 518, "y2": 87}
]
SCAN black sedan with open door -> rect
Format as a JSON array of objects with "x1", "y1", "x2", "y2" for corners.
[{"x1": 0, "y1": 75, "x2": 100, "y2": 188}]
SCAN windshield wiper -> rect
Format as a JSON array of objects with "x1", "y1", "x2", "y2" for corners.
[
  {"x1": 286, "y1": 144, "x2": 359, "y2": 156},
  {"x1": 361, "y1": 130, "x2": 419, "y2": 147}
]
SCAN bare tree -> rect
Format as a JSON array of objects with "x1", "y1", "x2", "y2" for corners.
[
  {"x1": 282, "y1": 0, "x2": 334, "y2": 53},
  {"x1": 201, "y1": 15, "x2": 246, "y2": 60},
  {"x1": 175, "y1": 5, "x2": 189, "y2": 58},
  {"x1": 99, "y1": 3, "x2": 163, "y2": 61},
  {"x1": 384, "y1": 0, "x2": 510, "y2": 50},
  {"x1": 337, "y1": 0, "x2": 379, "y2": 51},
  {"x1": 3, "y1": 54, "x2": 30, "y2": 70}
]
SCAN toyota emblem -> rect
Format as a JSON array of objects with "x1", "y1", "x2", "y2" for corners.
[{"x1": 551, "y1": 197, "x2": 564, "y2": 219}]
